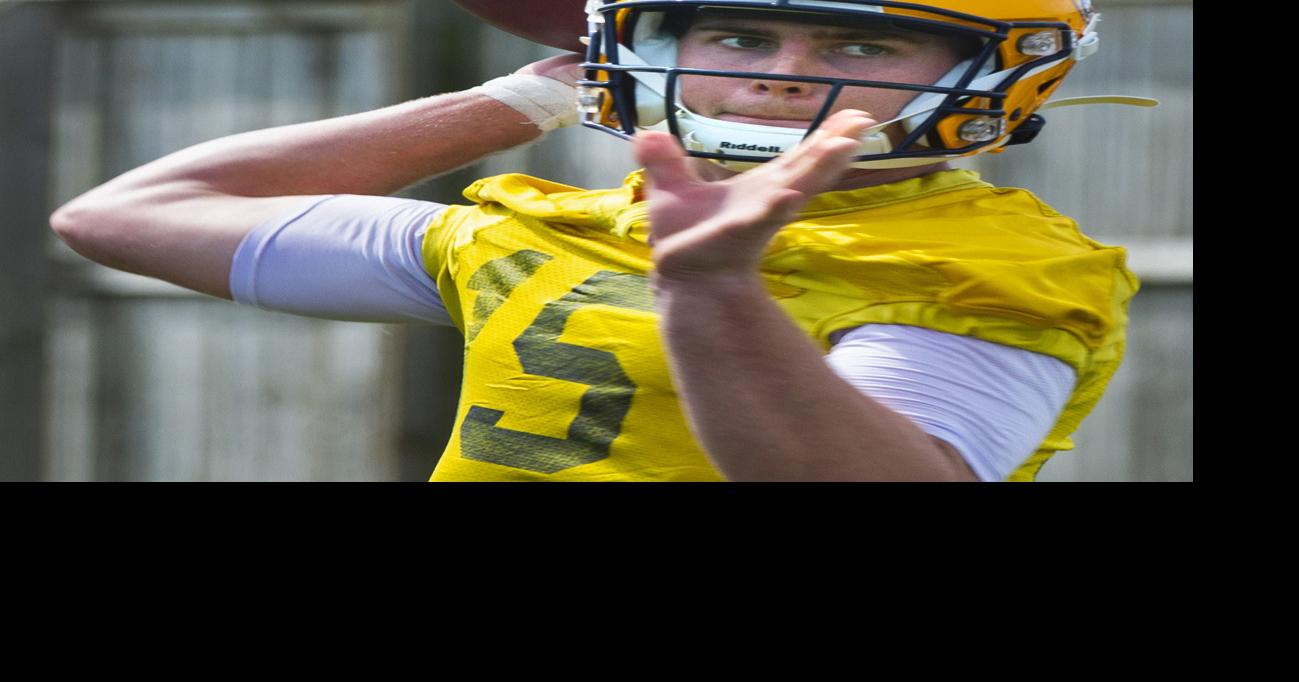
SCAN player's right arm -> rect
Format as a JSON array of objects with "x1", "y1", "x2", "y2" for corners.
[{"x1": 49, "y1": 54, "x2": 583, "y2": 300}]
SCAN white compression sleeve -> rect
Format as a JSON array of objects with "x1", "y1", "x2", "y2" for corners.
[
  {"x1": 229, "y1": 194, "x2": 452, "y2": 325},
  {"x1": 825, "y1": 324, "x2": 1077, "y2": 482}
]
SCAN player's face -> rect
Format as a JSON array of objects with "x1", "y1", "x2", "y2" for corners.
[{"x1": 675, "y1": 14, "x2": 971, "y2": 132}]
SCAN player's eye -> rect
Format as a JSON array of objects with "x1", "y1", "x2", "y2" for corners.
[
  {"x1": 718, "y1": 35, "x2": 773, "y2": 50},
  {"x1": 836, "y1": 43, "x2": 890, "y2": 57}
]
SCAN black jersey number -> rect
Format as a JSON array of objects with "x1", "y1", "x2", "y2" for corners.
[{"x1": 459, "y1": 264, "x2": 655, "y2": 474}]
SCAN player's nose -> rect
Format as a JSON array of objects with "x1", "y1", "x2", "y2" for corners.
[
  {"x1": 750, "y1": 79, "x2": 814, "y2": 96},
  {"x1": 750, "y1": 46, "x2": 823, "y2": 96}
]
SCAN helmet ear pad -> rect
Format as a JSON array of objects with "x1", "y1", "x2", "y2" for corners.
[
  {"x1": 895, "y1": 55, "x2": 996, "y2": 139},
  {"x1": 629, "y1": 12, "x2": 675, "y2": 126}
]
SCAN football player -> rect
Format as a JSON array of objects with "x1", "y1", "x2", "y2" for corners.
[{"x1": 50, "y1": 1, "x2": 1142, "y2": 481}]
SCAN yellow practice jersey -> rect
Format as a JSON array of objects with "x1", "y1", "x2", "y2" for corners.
[{"x1": 420, "y1": 169, "x2": 1138, "y2": 481}]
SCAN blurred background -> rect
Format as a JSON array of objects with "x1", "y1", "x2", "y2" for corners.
[{"x1": 0, "y1": 0, "x2": 1192, "y2": 481}]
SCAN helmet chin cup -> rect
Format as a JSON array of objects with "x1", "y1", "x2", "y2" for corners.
[{"x1": 674, "y1": 111, "x2": 894, "y2": 167}]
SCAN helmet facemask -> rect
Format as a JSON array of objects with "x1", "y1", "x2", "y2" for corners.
[{"x1": 579, "y1": 1, "x2": 1081, "y2": 170}]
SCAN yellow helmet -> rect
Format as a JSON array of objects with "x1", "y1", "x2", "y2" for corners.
[{"x1": 575, "y1": 0, "x2": 1122, "y2": 168}]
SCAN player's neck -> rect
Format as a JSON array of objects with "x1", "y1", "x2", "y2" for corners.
[{"x1": 689, "y1": 159, "x2": 953, "y2": 191}]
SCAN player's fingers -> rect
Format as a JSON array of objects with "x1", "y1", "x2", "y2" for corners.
[
  {"x1": 783, "y1": 136, "x2": 862, "y2": 194},
  {"x1": 780, "y1": 111, "x2": 875, "y2": 192},
  {"x1": 634, "y1": 131, "x2": 701, "y2": 190},
  {"x1": 806, "y1": 109, "x2": 875, "y2": 152},
  {"x1": 757, "y1": 109, "x2": 873, "y2": 178}
]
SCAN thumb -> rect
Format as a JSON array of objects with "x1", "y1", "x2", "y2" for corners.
[{"x1": 633, "y1": 131, "x2": 699, "y2": 191}]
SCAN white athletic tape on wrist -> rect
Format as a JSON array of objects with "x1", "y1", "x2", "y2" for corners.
[{"x1": 471, "y1": 74, "x2": 578, "y2": 133}]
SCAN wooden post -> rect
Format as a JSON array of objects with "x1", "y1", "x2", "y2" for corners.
[{"x1": 0, "y1": 2, "x2": 57, "y2": 480}]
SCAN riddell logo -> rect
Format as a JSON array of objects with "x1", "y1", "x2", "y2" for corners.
[{"x1": 720, "y1": 141, "x2": 783, "y2": 153}]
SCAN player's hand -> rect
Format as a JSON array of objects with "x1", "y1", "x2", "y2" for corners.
[
  {"x1": 515, "y1": 52, "x2": 584, "y2": 88},
  {"x1": 635, "y1": 109, "x2": 876, "y2": 284}
]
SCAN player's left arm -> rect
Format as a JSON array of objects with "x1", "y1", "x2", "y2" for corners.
[{"x1": 637, "y1": 109, "x2": 977, "y2": 481}]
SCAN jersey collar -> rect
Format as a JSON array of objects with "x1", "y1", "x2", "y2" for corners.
[{"x1": 461, "y1": 168, "x2": 993, "y2": 245}]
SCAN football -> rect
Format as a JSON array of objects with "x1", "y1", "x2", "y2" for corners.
[{"x1": 450, "y1": 0, "x2": 590, "y2": 52}]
